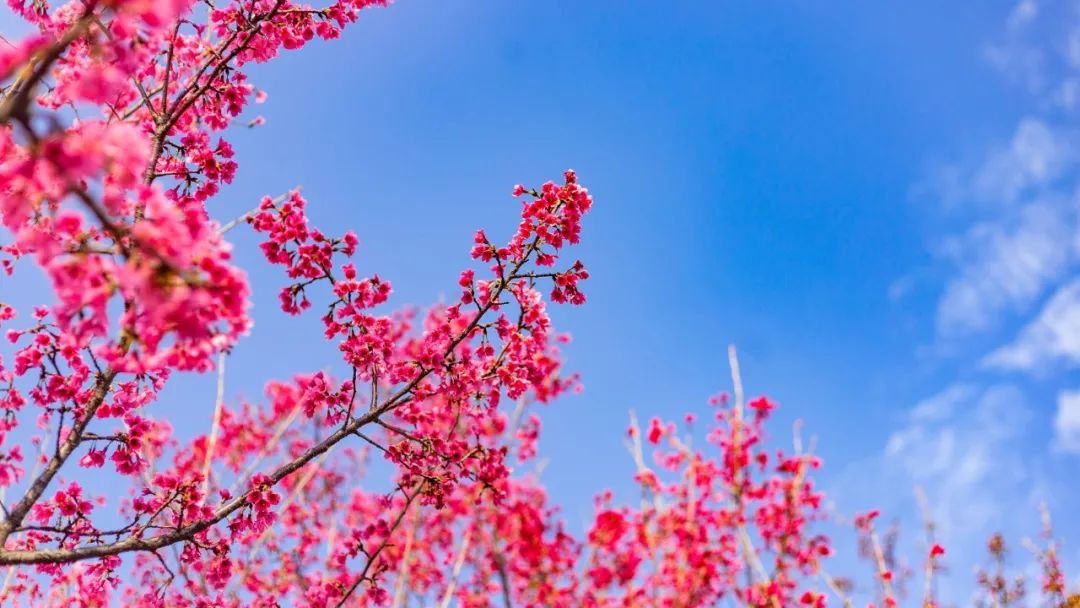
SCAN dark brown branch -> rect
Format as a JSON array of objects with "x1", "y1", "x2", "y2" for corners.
[
  {"x1": 141, "y1": 0, "x2": 287, "y2": 196},
  {"x1": 333, "y1": 483, "x2": 425, "y2": 608},
  {"x1": 0, "y1": 12, "x2": 94, "y2": 125},
  {"x1": 0, "y1": 369, "x2": 117, "y2": 546},
  {"x1": 0, "y1": 240, "x2": 542, "y2": 566}
]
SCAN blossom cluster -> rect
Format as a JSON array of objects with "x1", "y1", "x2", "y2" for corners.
[{"x1": 0, "y1": 0, "x2": 599, "y2": 602}]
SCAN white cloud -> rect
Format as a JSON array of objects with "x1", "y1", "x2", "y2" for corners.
[
  {"x1": 916, "y1": 9, "x2": 1080, "y2": 340},
  {"x1": 936, "y1": 202, "x2": 1073, "y2": 335},
  {"x1": 926, "y1": 119, "x2": 1075, "y2": 209},
  {"x1": 1066, "y1": 23, "x2": 1080, "y2": 68},
  {"x1": 977, "y1": 119, "x2": 1074, "y2": 200},
  {"x1": 984, "y1": 277, "x2": 1080, "y2": 370},
  {"x1": 984, "y1": 0, "x2": 1080, "y2": 106},
  {"x1": 832, "y1": 382, "x2": 1067, "y2": 604},
  {"x1": 1051, "y1": 78, "x2": 1080, "y2": 110},
  {"x1": 985, "y1": 36, "x2": 1045, "y2": 95},
  {"x1": 865, "y1": 3, "x2": 1080, "y2": 597},
  {"x1": 882, "y1": 384, "x2": 1032, "y2": 537},
  {"x1": 1007, "y1": 0, "x2": 1039, "y2": 31},
  {"x1": 1054, "y1": 389, "x2": 1080, "y2": 453},
  {"x1": 908, "y1": 383, "x2": 976, "y2": 422}
]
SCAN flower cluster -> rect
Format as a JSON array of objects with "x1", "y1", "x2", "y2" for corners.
[{"x1": 0, "y1": 1, "x2": 596, "y2": 590}]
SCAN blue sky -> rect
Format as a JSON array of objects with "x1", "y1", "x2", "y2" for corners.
[
  {"x1": 194, "y1": 0, "x2": 1080, "y2": 598},
  {"x1": 6, "y1": 0, "x2": 1080, "y2": 602}
]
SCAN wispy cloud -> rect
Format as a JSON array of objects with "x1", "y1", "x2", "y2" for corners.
[
  {"x1": 921, "y1": 119, "x2": 1075, "y2": 210},
  {"x1": 1054, "y1": 389, "x2": 1080, "y2": 453},
  {"x1": 920, "y1": 2, "x2": 1080, "y2": 342},
  {"x1": 908, "y1": 383, "x2": 977, "y2": 422},
  {"x1": 861, "y1": 1, "x2": 1080, "y2": 593},
  {"x1": 882, "y1": 384, "x2": 1032, "y2": 537},
  {"x1": 984, "y1": 0, "x2": 1080, "y2": 106},
  {"x1": 936, "y1": 202, "x2": 1073, "y2": 335},
  {"x1": 833, "y1": 379, "x2": 1073, "y2": 602},
  {"x1": 1007, "y1": 0, "x2": 1039, "y2": 30},
  {"x1": 985, "y1": 277, "x2": 1080, "y2": 371},
  {"x1": 985, "y1": 0, "x2": 1044, "y2": 94}
]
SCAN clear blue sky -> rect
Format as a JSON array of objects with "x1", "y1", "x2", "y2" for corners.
[{"x1": 9, "y1": 0, "x2": 1080, "y2": 601}]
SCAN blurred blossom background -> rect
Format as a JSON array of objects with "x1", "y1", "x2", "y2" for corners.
[{"x1": 7, "y1": 0, "x2": 1080, "y2": 601}]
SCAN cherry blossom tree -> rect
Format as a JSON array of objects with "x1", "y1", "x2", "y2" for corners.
[{"x1": 0, "y1": 1, "x2": 1075, "y2": 607}]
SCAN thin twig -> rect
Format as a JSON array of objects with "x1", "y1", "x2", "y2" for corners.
[
  {"x1": 389, "y1": 510, "x2": 419, "y2": 608},
  {"x1": 819, "y1": 567, "x2": 854, "y2": 608},
  {"x1": 202, "y1": 352, "x2": 227, "y2": 496},
  {"x1": 437, "y1": 526, "x2": 473, "y2": 608},
  {"x1": 226, "y1": 403, "x2": 303, "y2": 497},
  {"x1": 625, "y1": 410, "x2": 661, "y2": 512},
  {"x1": 333, "y1": 483, "x2": 426, "y2": 608},
  {"x1": 243, "y1": 447, "x2": 335, "y2": 562}
]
